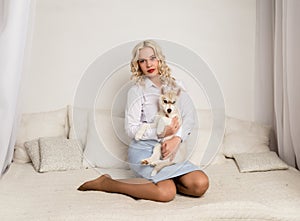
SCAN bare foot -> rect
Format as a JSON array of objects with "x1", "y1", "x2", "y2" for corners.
[{"x1": 77, "y1": 174, "x2": 111, "y2": 191}]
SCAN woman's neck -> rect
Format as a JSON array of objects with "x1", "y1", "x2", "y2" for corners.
[{"x1": 148, "y1": 75, "x2": 162, "y2": 87}]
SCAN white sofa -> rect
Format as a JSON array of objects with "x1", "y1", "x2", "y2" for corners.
[{"x1": 1, "y1": 105, "x2": 300, "y2": 220}]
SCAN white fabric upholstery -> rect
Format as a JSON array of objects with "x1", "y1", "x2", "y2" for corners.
[
  {"x1": 83, "y1": 109, "x2": 129, "y2": 169},
  {"x1": 24, "y1": 137, "x2": 82, "y2": 172},
  {"x1": 15, "y1": 106, "x2": 274, "y2": 171},
  {"x1": 39, "y1": 137, "x2": 82, "y2": 172},
  {"x1": 14, "y1": 105, "x2": 275, "y2": 173},
  {"x1": 1, "y1": 160, "x2": 300, "y2": 220},
  {"x1": 67, "y1": 105, "x2": 89, "y2": 148},
  {"x1": 233, "y1": 151, "x2": 289, "y2": 173},
  {"x1": 13, "y1": 107, "x2": 69, "y2": 163},
  {"x1": 190, "y1": 109, "x2": 226, "y2": 165},
  {"x1": 24, "y1": 139, "x2": 39, "y2": 171},
  {"x1": 188, "y1": 128, "x2": 226, "y2": 166},
  {"x1": 222, "y1": 117, "x2": 271, "y2": 158}
]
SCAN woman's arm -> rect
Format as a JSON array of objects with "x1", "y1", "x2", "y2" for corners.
[
  {"x1": 178, "y1": 91, "x2": 196, "y2": 142},
  {"x1": 125, "y1": 86, "x2": 158, "y2": 140}
]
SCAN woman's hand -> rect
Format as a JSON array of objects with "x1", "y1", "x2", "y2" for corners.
[{"x1": 161, "y1": 136, "x2": 181, "y2": 160}]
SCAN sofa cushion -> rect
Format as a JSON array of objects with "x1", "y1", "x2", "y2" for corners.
[
  {"x1": 83, "y1": 109, "x2": 129, "y2": 169},
  {"x1": 14, "y1": 107, "x2": 69, "y2": 163},
  {"x1": 233, "y1": 151, "x2": 288, "y2": 173},
  {"x1": 222, "y1": 117, "x2": 271, "y2": 158}
]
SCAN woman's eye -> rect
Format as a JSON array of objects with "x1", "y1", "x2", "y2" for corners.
[
  {"x1": 163, "y1": 100, "x2": 167, "y2": 104},
  {"x1": 150, "y1": 56, "x2": 156, "y2": 61},
  {"x1": 138, "y1": 59, "x2": 145, "y2": 63}
]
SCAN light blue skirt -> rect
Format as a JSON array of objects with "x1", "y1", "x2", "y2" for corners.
[{"x1": 128, "y1": 139, "x2": 201, "y2": 184}]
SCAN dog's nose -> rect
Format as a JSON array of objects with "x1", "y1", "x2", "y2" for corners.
[{"x1": 167, "y1": 109, "x2": 172, "y2": 113}]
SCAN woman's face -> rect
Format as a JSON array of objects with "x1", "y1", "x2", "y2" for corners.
[{"x1": 138, "y1": 47, "x2": 159, "y2": 78}]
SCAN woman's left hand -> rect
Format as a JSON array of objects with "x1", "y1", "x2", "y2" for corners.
[{"x1": 161, "y1": 136, "x2": 181, "y2": 160}]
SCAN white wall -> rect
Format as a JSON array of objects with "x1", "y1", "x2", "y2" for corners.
[{"x1": 22, "y1": 0, "x2": 256, "y2": 120}]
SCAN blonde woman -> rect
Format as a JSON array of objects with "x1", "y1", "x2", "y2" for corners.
[{"x1": 78, "y1": 40, "x2": 209, "y2": 202}]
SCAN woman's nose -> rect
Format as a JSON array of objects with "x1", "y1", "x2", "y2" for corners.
[{"x1": 146, "y1": 60, "x2": 152, "y2": 67}]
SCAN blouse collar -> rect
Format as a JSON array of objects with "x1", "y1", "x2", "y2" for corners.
[{"x1": 144, "y1": 77, "x2": 160, "y2": 89}]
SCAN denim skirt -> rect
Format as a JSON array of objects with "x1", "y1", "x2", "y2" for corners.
[{"x1": 127, "y1": 139, "x2": 201, "y2": 183}]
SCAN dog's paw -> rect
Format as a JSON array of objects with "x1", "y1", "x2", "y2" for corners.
[
  {"x1": 135, "y1": 124, "x2": 150, "y2": 141},
  {"x1": 135, "y1": 132, "x2": 143, "y2": 141},
  {"x1": 141, "y1": 159, "x2": 149, "y2": 165},
  {"x1": 149, "y1": 162, "x2": 157, "y2": 167}
]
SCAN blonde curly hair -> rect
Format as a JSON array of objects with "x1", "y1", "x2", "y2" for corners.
[{"x1": 130, "y1": 40, "x2": 176, "y2": 87}]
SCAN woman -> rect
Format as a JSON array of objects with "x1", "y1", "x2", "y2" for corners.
[{"x1": 78, "y1": 40, "x2": 209, "y2": 202}]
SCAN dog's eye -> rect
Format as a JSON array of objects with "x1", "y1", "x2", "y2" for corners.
[
  {"x1": 163, "y1": 100, "x2": 168, "y2": 104},
  {"x1": 172, "y1": 101, "x2": 176, "y2": 104}
]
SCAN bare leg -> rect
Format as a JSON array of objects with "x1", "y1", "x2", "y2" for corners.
[
  {"x1": 77, "y1": 174, "x2": 177, "y2": 202},
  {"x1": 174, "y1": 170, "x2": 209, "y2": 197}
]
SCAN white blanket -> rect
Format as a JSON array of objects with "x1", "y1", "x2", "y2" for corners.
[{"x1": 1, "y1": 160, "x2": 300, "y2": 221}]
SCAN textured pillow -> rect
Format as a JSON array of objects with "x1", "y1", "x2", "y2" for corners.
[
  {"x1": 14, "y1": 107, "x2": 69, "y2": 163},
  {"x1": 38, "y1": 137, "x2": 83, "y2": 172},
  {"x1": 83, "y1": 109, "x2": 129, "y2": 169},
  {"x1": 24, "y1": 139, "x2": 40, "y2": 171},
  {"x1": 233, "y1": 151, "x2": 289, "y2": 173},
  {"x1": 67, "y1": 105, "x2": 89, "y2": 148},
  {"x1": 222, "y1": 117, "x2": 271, "y2": 158}
]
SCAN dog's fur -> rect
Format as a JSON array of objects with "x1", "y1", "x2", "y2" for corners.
[{"x1": 135, "y1": 86, "x2": 183, "y2": 176}]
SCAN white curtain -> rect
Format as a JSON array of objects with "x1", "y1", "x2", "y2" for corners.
[
  {"x1": 255, "y1": 0, "x2": 300, "y2": 168},
  {"x1": 255, "y1": 0, "x2": 275, "y2": 127},
  {"x1": 0, "y1": 0, "x2": 34, "y2": 176},
  {"x1": 274, "y1": 0, "x2": 300, "y2": 168}
]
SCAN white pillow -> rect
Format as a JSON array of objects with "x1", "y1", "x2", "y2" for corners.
[
  {"x1": 188, "y1": 128, "x2": 225, "y2": 166},
  {"x1": 39, "y1": 137, "x2": 83, "y2": 172},
  {"x1": 111, "y1": 115, "x2": 131, "y2": 146},
  {"x1": 67, "y1": 105, "x2": 89, "y2": 148},
  {"x1": 25, "y1": 137, "x2": 82, "y2": 172},
  {"x1": 83, "y1": 109, "x2": 129, "y2": 169},
  {"x1": 233, "y1": 151, "x2": 289, "y2": 173},
  {"x1": 14, "y1": 107, "x2": 69, "y2": 163},
  {"x1": 190, "y1": 109, "x2": 226, "y2": 166},
  {"x1": 222, "y1": 117, "x2": 271, "y2": 158},
  {"x1": 195, "y1": 109, "x2": 213, "y2": 130},
  {"x1": 13, "y1": 146, "x2": 31, "y2": 163},
  {"x1": 24, "y1": 139, "x2": 40, "y2": 171}
]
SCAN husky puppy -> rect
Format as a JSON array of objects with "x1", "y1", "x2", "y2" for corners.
[{"x1": 135, "y1": 86, "x2": 183, "y2": 176}]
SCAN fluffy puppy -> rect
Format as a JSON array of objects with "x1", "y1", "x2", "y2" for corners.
[{"x1": 135, "y1": 86, "x2": 184, "y2": 176}]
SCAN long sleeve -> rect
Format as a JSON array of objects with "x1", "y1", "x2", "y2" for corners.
[
  {"x1": 125, "y1": 85, "x2": 159, "y2": 140},
  {"x1": 178, "y1": 91, "x2": 196, "y2": 142}
]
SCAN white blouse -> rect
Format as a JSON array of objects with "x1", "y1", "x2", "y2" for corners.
[{"x1": 125, "y1": 77, "x2": 196, "y2": 142}]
